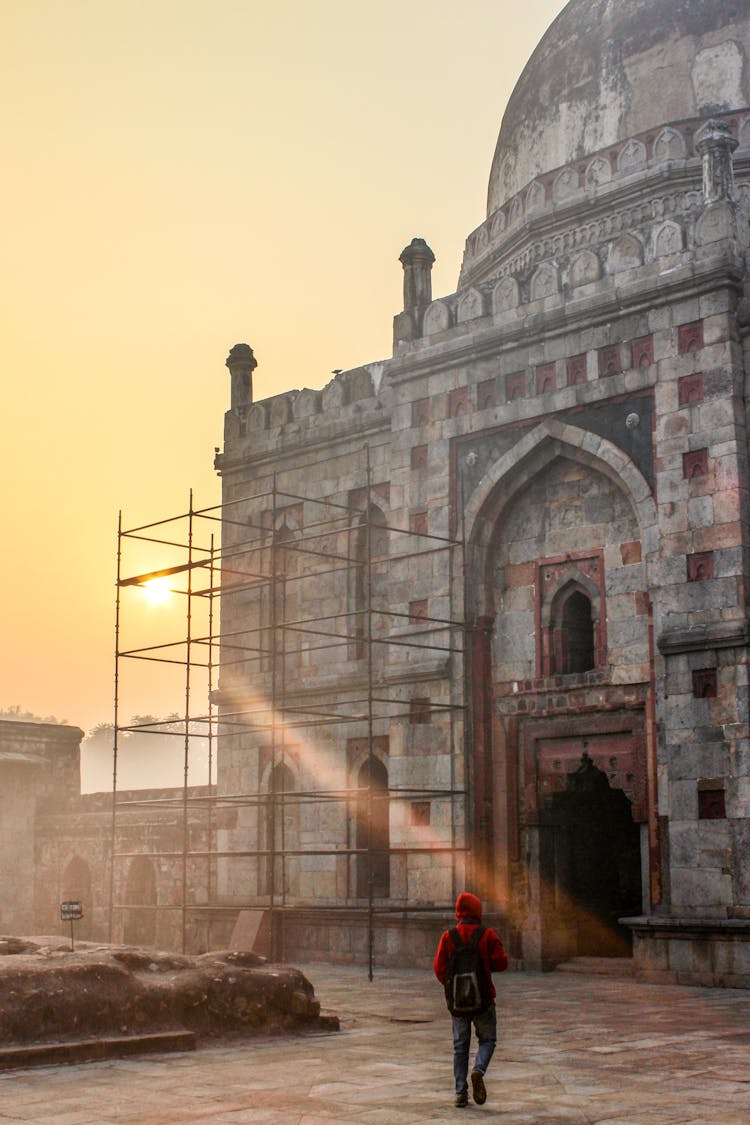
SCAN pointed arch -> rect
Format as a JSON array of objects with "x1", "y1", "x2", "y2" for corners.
[
  {"x1": 463, "y1": 417, "x2": 657, "y2": 618},
  {"x1": 262, "y1": 760, "x2": 299, "y2": 898},
  {"x1": 350, "y1": 503, "x2": 389, "y2": 660},
  {"x1": 355, "y1": 756, "x2": 390, "y2": 898}
]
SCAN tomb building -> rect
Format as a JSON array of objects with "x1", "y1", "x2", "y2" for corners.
[{"x1": 212, "y1": 0, "x2": 750, "y2": 983}]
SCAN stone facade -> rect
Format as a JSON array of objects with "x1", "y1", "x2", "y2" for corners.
[{"x1": 212, "y1": 0, "x2": 750, "y2": 983}]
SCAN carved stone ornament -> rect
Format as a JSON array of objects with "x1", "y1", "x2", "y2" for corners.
[
  {"x1": 568, "y1": 249, "x2": 601, "y2": 288},
  {"x1": 617, "y1": 139, "x2": 647, "y2": 175},
  {"x1": 652, "y1": 127, "x2": 686, "y2": 163},
  {"x1": 530, "y1": 262, "x2": 559, "y2": 301},
  {"x1": 586, "y1": 156, "x2": 612, "y2": 188},
  {"x1": 526, "y1": 181, "x2": 546, "y2": 214},
  {"x1": 493, "y1": 276, "x2": 520, "y2": 314},
  {"x1": 553, "y1": 167, "x2": 580, "y2": 202},
  {"x1": 653, "y1": 220, "x2": 683, "y2": 257},
  {"x1": 457, "y1": 287, "x2": 484, "y2": 324},
  {"x1": 607, "y1": 234, "x2": 643, "y2": 274},
  {"x1": 422, "y1": 300, "x2": 451, "y2": 336}
]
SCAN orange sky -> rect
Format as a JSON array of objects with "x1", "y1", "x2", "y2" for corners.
[{"x1": 1, "y1": 0, "x2": 566, "y2": 738}]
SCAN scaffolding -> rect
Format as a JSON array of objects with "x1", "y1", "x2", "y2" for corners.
[{"x1": 110, "y1": 450, "x2": 469, "y2": 976}]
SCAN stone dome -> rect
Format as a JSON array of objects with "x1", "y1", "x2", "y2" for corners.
[{"x1": 487, "y1": 0, "x2": 750, "y2": 216}]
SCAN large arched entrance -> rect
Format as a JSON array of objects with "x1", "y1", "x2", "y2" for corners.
[
  {"x1": 539, "y1": 754, "x2": 642, "y2": 961},
  {"x1": 462, "y1": 423, "x2": 657, "y2": 968}
]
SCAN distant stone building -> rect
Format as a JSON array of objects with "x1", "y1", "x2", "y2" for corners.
[
  {"x1": 1, "y1": 720, "x2": 210, "y2": 951},
  {"x1": 212, "y1": 0, "x2": 750, "y2": 984}
]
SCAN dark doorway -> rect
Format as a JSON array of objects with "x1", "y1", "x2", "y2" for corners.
[
  {"x1": 540, "y1": 753, "x2": 642, "y2": 961},
  {"x1": 355, "y1": 757, "x2": 390, "y2": 898}
]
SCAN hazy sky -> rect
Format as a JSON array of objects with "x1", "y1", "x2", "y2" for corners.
[{"x1": 2, "y1": 0, "x2": 566, "y2": 736}]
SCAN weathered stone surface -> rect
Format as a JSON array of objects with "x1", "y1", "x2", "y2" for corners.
[{"x1": 0, "y1": 940, "x2": 329, "y2": 1046}]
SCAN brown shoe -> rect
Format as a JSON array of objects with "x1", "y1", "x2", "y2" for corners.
[
  {"x1": 471, "y1": 1068, "x2": 487, "y2": 1104},
  {"x1": 455, "y1": 1090, "x2": 469, "y2": 1107}
]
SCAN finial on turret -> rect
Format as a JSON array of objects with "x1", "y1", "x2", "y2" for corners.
[
  {"x1": 399, "y1": 238, "x2": 436, "y2": 311},
  {"x1": 225, "y1": 343, "x2": 257, "y2": 410}
]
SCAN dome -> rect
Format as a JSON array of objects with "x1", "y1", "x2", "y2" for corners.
[{"x1": 487, "y1": 0, "x2": 750, "y2": 216}]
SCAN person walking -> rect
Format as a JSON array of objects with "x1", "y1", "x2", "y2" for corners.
[{"x1": 433, "y1": 892, "x2": 509, "y2": 1108}]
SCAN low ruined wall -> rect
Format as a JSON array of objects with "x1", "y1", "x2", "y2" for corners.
[{"x1": 629, "y1": 916, "x2": 750, "y2": 988}]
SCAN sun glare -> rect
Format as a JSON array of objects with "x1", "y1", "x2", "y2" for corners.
[{"x1": 141, "y1": 576, "x2": 171, "y2": 605}]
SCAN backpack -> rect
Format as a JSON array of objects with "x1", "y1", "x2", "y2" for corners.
[{"x1": 443, "y1": 924, "x2": 492, "y2": 1016}]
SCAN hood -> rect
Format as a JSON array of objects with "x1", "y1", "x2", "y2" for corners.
[{"x1": 455, "y1": 892, "x2": 483, "y2": 920}]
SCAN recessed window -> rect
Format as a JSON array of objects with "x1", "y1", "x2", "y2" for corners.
[
  {"x1": 698, "y1": 788, "x2": 726, "y2": 820},
  {"x1": 410, "y1": 801, "x2": 431, "y2": 827}
]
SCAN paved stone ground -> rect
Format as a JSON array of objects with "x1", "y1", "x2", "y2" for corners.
[{"x1": 1, "y1": 962, "x2": 750, "y2": 1123}]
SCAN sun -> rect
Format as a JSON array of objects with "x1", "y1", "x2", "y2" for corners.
[{"x1": 141, "y1": 576, "x2": 171, "y2": 605}]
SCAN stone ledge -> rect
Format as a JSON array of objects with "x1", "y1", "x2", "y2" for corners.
[
  {"x1": 623, "y1": 914, "x2": 750, "y2": 936},
  {"x1": 657, "y1": 620, "x2": 750, "y2": 655},
  {"x1": 0, "y1": 1030, "x2": 196, "y2": 1071}
]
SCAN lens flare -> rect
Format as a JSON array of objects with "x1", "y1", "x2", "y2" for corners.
[{"x1": 141, "y1": 576, "x2": 171, "y2": 605}]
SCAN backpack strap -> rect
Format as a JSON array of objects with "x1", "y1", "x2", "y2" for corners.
[
  {"x1": 470, "y1": 924, "x2": 486, "y2": 947},
  {"x1": 448, "y1": 926, "x2": 463, "y2": 948},
  {"x1": 449, "y1": 924, "x2": 485, "y2": 949}
]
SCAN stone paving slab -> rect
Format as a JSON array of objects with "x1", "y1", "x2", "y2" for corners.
[{"x1": 1, "y1": 963, "x2": 750, "y2": 1122}]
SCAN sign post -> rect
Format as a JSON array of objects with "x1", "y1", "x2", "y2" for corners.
[{"x1": 60, "y1": 900, "x2": 83, "y2": 952}]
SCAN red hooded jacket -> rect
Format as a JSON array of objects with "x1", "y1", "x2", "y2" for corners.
[{"x1": 433, "y1": 893, "x2": 508, "y2": 1003}]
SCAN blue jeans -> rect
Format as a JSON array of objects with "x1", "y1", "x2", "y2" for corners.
[{"x1": 451, "y1": 1005, "x2": 497, "y2": 1095}]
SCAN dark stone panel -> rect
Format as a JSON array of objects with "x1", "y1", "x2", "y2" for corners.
[{"x1": 455, "y1": 392, "x2": 655, "y2": 518}]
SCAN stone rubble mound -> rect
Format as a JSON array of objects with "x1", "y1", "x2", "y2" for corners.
[{"x1": 0, "y1": 937, "x2": 329, "y2": 1045}]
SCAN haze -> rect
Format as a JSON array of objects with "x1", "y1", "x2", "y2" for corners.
[{"x1": 1, "y1": 0, "x2": 566, "y2": 785}]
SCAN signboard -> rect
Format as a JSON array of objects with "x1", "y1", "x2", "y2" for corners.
[{"x1": 60, "y1": 900, "x2": 83, "y2": 922}]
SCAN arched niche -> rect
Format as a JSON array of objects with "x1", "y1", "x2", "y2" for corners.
[
  {"x1": 653, "y1": 220, "x2": 683, "y2": 258},
  {"x1": 293, "y1": 388, "x2": 321, "y2": 420},
  {"x1": 607, "y1": 234, "x2": 643, "y2": 274},
  {"x1": 262, "y1": 760, "x2": 299, "y2": 898},
  {"x1": 585, "y1": 155, "x2": 612, "y2": 189},
  {"x1": 526, "y1": 180, "x2": 547, "y2": 214},
  {"x1": 423, "y1": 300, "x2": 452, "y2": 336},
  {"x1": 355, "y1": 756, "x2": 390, "y2": 898},
  {"x1": 123, "y1": 856, "x2": 157, "y2": 947},
  {"x1": 493, "y1": 276, "x2": 520, "y2": 315},
  {"x1": 552, "y1": 166, "x2": 580, "y2": 202},
  {"x1": 490, "y1": 209, "x2": 507, "y2": 239},
  {"x1": 568, "y1": 249, "x2": 601, "y2": 288},
  {"x1": 652, "y1": 127, "x2": 686, "y2": 162},
  {"x1": 457, "y1": 287, "x2": 485, "y2": 324},
  {"x1": 350, "y1": 503, "x2": 389, "y2": 660},
  {"x1": 617, "y1": 138, "x2": 647, "y2": 175},
  {"x1": 530, "y1": 262, "x2": 559, "y2": 301}
]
